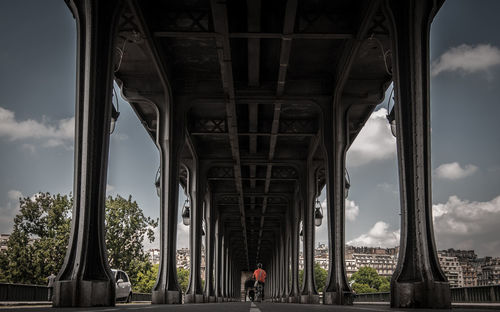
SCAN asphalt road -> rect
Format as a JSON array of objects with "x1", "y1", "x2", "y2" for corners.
[{"x1": 0, "y1": 302, "x2": 498, "y2": 312}]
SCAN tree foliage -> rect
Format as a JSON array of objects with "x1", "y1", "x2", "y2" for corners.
[
  {"x1": 0, "y1": 193, "x2": 158, "y2": 288},
  {"x1": 349, "y1": 266, "x2": 390, "y2": 294},
  {"x1": 135, "y1": 263, "x2": 159, "y2": 293},
  {"x1": 298, "y1": 262, "x2": 328, "y2": 293},
  {"x1": 177, "y1": 267, "x2": 190, "y2": 293},
  {"x1": 0, "y1": 193, "x2": 71, "y2": 284},
  {"x1": 105, "y1": 195, "x2": 158, "y2": 286}
]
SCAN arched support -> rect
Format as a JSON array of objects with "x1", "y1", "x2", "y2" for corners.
[
  {"x1": 185, "y1": 158, "x2": 206, "y2": 303},
  {"x1": 300, "y1": 166, "x2": 320, "y2": 304},
  {"x1": 323, "y1": 104, "x2": 352, "y2": 305},
  {"x1": 384, "y1": 0, "x2": 451, "y2": 308},
  {"x1": 288, "y1": 187, "x2": 301, "y2": 303},
  {"x1": 53, "y1": 0, "x2": 122, "y2": 307},
  {"x1": 204, "y1": 188, "x2": 216, "y2": 302},
  {"x1": 151, "y1": 114, "x2": 184, "y2": 304},
  {"x1": 215, "y1": 217, "x2": 223, "y2": 302}
]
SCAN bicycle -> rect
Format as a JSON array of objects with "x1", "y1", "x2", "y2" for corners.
[{"x1": 255, "y1": 283, "x2": 264, "y2": 303}]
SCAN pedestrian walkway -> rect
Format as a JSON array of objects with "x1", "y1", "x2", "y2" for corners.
[{"x1": 0, "y1": 302, "x2": 499, "y2": 312}]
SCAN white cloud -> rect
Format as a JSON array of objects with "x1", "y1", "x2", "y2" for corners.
[
  {"x1": 435, "y1": 162, "x2": 478, "y2": 180},
  {"x1": 347, "y1": 108, "x2": 396, "y2": 167},
  {"x1": 142, "y1": 221, "x2": 190, "y2": 252},
  {"x1": 433, "y1": 195, "x2": 500, "y2": 256},
  {"x1": 377, "y1": 182, "x2": 398, "y2": 195},
  {"x1": 431, "y1": 44, "x2": 500, "y2": 77},
  {"x1": 0, "y1": 106, "x2": 74, "y2": 148},
  {"x1": 347, "y1": 221, "x2": 400, "y2": 248},
  {"x1": 7, "y1": 190, "x2": 23, "y2": 201},
  {"x1": 320, "y1": 198, "x2": 359, "y2": 222},
  {"x1": 0, "y1": 190, "x2": 24, "y2": 234},
  {"x1": 106, "y1": 184, "x2": 115, "y2": 192},
  {"x1": 345, "y1": 200, "x2": 359, "y2": 222},
  {"x1": 346, "y1": 195, "x2": 500, "y2": 256}
]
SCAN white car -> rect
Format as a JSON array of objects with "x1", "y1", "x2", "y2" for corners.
[{"x1": 112, "y1": 269, "x2": 132, "y2": 303}]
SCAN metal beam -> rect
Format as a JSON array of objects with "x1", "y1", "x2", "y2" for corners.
[
  {"x1": 154, "y1": 31, "x2": 353, "y2": 40},
  {"x1": 257, "y1": 0, "x2": 298, "y2": 260},
  {"x1": 190, "y1": 132, "x2": 315, "y2": 137},
  {"x1": 210, "y1": 0, "x2": 249, "y2": 269}
]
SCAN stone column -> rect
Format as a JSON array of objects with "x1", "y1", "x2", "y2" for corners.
[
  {"x1": 300, "y1": 168, "x2": 319, "y2": 304},
  {"x1": 288, "y1": 190, "x2": 300, "y2": 302},
  {"x1": 185, "y1": 161, "x2": 205, "y2": 303},
  {"x1": 53, "y1": 0, "x2": 122, "y2": 307},
  {"x1": 384, "y1": 0, "x2": 450, "y2": 308},
  {"x1": 204, "y1": 188, "x2": 216, "y2": 302},
  {"x1": 323, "y1": 104, "x2": 352, "y2": 305}
]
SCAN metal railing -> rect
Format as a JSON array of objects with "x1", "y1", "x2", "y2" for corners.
[
  {"x1": 355, "y1": 285, "x2": 500, "y2": 303},
  {"x1": 0, "y1": 283, "x2": 49, "y2": 301},
  {"x1": 0, "y1": 283, "x2": 152, "y2": 302}
]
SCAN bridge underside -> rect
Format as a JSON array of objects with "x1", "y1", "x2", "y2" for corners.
[{"x1": 54, "y1": 0, "x2": 451, "y2": 309}]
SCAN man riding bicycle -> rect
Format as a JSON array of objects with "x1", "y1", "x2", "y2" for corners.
[{"x1": 252, "y1": 263, "x2": 266, "y2": 300}]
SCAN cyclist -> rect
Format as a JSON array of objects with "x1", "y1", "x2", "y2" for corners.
[{"x1": 252, "y1": 263, "x2": 266, "y2": 300}]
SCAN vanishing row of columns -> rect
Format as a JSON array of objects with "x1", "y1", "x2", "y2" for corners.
[{"x1": 53, "y1": 0, "x2": 450, "y2": 308}]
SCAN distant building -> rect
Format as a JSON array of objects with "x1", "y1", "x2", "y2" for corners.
[
  {"x1": 148, "y1": 248, "x2": 160, "y2": 265},
  {"x1": 438, "y1": 252, "x2": 464, "y2": 288},
  {"x1": 0, "y1": 234, "x2": 10, "y2": 251},
  {"x1": 477, "y1": 258, "x2": 500, "y2": 286}
]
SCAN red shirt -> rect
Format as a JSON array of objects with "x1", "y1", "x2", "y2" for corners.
[{"x1": 253, "y1": 268, "x2": 266, "y2": 283}]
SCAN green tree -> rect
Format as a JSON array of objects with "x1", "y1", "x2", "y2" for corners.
[
  {"x1": 135, "y1": 263, "x2": 159, "y2": 293},
  {"x1": 352, "y1": 283, "x2": 376, "y2": 294},
  {"x1": 349, "y1": 266, "x2": 390, "y2": 294},
  {"x1": 0, "y1": 193, "x2": 71, "y2": 284},
  {"x1": 177, "y1": 267, "x2": 190, "y2": 293},
  {"x1": 105, "y1": 195, "x2": 158, "y2": 287},
  {"x1": 297, "y1": 262, "x2": 328, "y2": 293},
  {"x1": 314, "y1": 262, "x2": 328, "y2": 293}
]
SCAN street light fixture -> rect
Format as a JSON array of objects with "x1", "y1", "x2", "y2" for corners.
[
  {"x1": 182, "y1": 198, "x2": 191, "y2": 226},
  {"x1": 314, "y1": 199, "x2": 323, "y2": 227},
  {"x1": 154, "y1": 167, "x2": 160, "y2": 197},
  {"x1": 299, "y1": 221, "x2": 303, "y2": 241},
  {"x1": 110, "y1": 88, "x2": 120, "y2": 134},
  {"x1": 345, "y1": 169, "x2": 351, "y2": 199},
  {"x1": 386, "y1": 87, "x2": 396, "y2": 137}
]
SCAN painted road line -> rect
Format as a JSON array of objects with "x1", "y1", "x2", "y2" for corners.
[{"x1": 250, "y1": 301, "x2": 261, "y2": 312}]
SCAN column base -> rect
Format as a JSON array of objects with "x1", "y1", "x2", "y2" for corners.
[
  {"x1": 280, "y1": 297, "x2": 287, "y2": 303},
  {"x1": 288, "y1": 296, "x2": 299, "y2": 303},
  {"x1": 391, "y1": 281, "x2": 451, "y2": 308},
  {"x1": 207, "y1": 295, "x2": 216, "y2": 302},
  {"x1": 323, "y1": 291, "x2": 353, "y2": 305},
  {"x1": 300, "y1": 294, "x2": 319, "y2": 304},
  {"x1": 184, "y1": 294, "x2": 204, "y2": 303},
  {"x1": 152, "y1": 289, "x2": 182, "y2": 304},
  {"x1": 52, "y1": 280, "x2": 114, "y2": 307},
  {"x1": 217, "y1": 297, "x2": 223, "y2": 302}
]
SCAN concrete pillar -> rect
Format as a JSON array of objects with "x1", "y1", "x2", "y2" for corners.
[
  {"x1": 204, "y1": 189, "x2": 216, "y2": 302},
  {"x1": 53, "y1": 0, "x2": 122, "y2": 307},
  {"x1": 300, "y1": 168, "x2": 319, "y2": 304},
  {"x1": 185, "y1": 161, "x2": 205, "y2": 303},
  {"x1": 323, "y1": 103, "x2": 352, "y2": 305},
  {"x1": 384, "y1": 0, "x2": 451, "y2": 308}
]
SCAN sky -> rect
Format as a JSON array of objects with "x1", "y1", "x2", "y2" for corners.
[{"x1": 1, "y1": 0, "x2": 500, "y2": 257}]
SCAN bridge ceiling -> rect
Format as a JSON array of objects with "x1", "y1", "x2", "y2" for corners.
[{"x1": 117, "y1": 0, "x2": 392, "y2": 269}]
